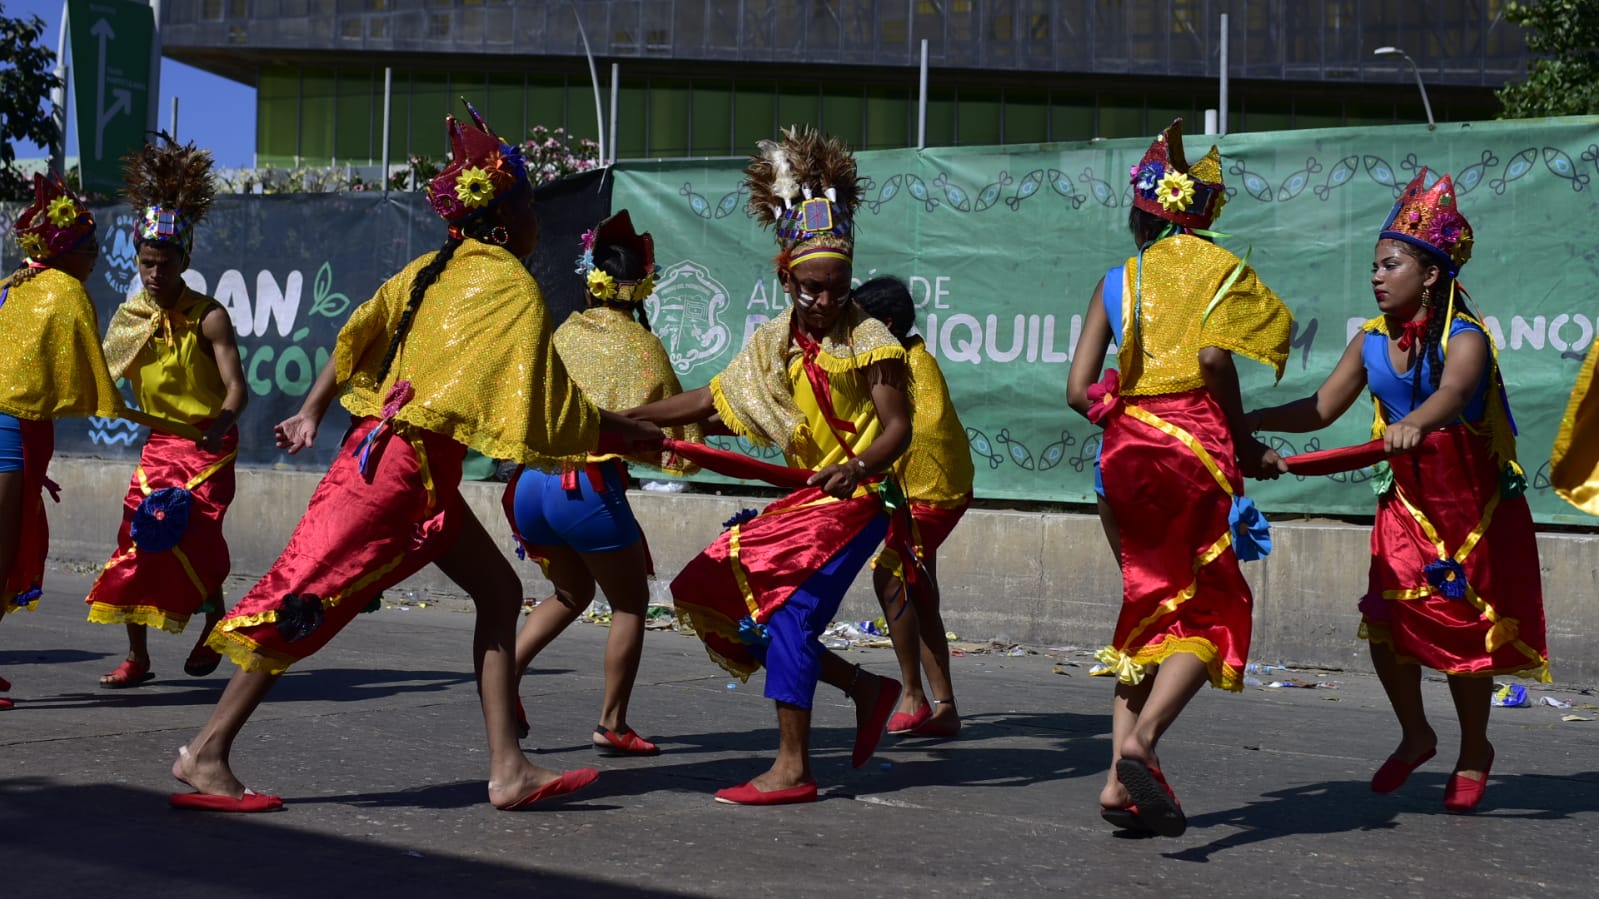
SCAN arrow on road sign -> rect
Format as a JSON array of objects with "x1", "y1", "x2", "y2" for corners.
[{"x1": 90, "y1": 17, "x2": 131, "y2": 161}]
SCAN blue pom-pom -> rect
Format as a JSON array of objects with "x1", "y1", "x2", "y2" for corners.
[
  {"x1": 1228, "y1": 495, "x2": 1272, "y2": 562},
  {"x1": 1424, "y1": 559, "x2": 1468, "y2": 600},
  {"x1": 737, "y1": 616, "x2": 771, "y2": 648},
  {"x1": 130, "y1": 486, "x2": 193, "y2": 553},
  {"x1": 722, "y1": 508, "x2": 759, "y2": 530}
]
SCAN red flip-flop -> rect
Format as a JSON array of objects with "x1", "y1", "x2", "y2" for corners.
[
  {"x1": 498, "y1": 768, "x2": 599, "y2": 810},
  {"x1": 852, "y1": 676, "x2": 902, "y2": 768},
  {"x1": 169, "y1": 790, "x2": 284, "y2": 813}
]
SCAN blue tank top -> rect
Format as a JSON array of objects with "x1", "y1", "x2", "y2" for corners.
[
  {"x1": 1362, "y1": 317, "x2": 1489, "y2": 422},
  {"x1": 1102, "y1": 265, "x2": 1125, "y2": 346}
]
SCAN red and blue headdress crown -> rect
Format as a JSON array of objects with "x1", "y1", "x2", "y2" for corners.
[
  {"x1": 1380, "y1": 168, "x2": 1472, "y2": 277},
  {"x1": 1129, "y1": 118, "x2": 1226, "y2": 231},
  {"x1": 426, "y1": 100, "x2": 529, "y2": 225},
  {"x1": 13, "y1": 171, "x2": 95, "y2": 262}
]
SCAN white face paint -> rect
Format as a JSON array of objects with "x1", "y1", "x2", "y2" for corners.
[{"x1": 795, "y1": 289, "x2": 821, "y2": 310}]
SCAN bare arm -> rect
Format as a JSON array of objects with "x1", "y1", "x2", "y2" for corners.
[
  {"x1": 274, "y1": 356, "x2": 341, "y2": 454},
  {"x1": 1384, "y1": 329, "x2": 1488, "y2": 452},
  {"x1": 197, "y1": 306, "x2": 248, "y2": 452},
  {"x1": 623, "y1": 385, "x2": 715, "y2": 428},
  {"x1": 1067, "y1": 277, "x2": 1112, "y2": 419},
  {"x1": 1248, "y1": 334, "x2": 1368, "y2": 434},
  {"x1": 1199, "y1": 346, "x2": 1286, "y2": 479},
  {"x1": 809, "y1": 359, "x2": 912, "y2": 499}
]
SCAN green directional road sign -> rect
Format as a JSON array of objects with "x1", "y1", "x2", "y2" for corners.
[{"x1": 68, "y1": 0, "x2": 154, "y2": 194}]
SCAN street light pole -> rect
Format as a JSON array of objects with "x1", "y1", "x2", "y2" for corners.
[
  {"x1": 567, "y1": 2, "x2": 606, "y2": 166},
  {"x1": 1373, "y1": 46, "x2": 1435, "y2": 130}
]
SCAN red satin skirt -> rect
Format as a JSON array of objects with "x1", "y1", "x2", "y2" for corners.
[
  {"x1": 1360, "y1": 424, "x2": 1549, "y2": 680},
  {"x1": 673, "y1": 486, "x2": 885, "y2": 680},
  {"x1": 1098, "y1": 389, "x2": 1252, "y2": 691},
  {"x1": 3, "y1": 419, "x2": 54, "y2": 614},
  {"x1": 873, "y1": 494, "x2": 971, "y2": 582},
  {"x1": 85, "y1": 427, "x2": 238, "y2": 632},
  {"x1": 208, "y1": 418, "x2": 466, "y2": 674}
]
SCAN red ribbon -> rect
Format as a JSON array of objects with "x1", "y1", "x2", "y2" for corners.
[
  {"x1": 1394, "y1": 316, "x2": 1429, "y2": 352},
  {"x1": 789, "y1": 321, "x2": 859, "y2": 444},
  {"x1": 1281, "y1": 439, "x2": 1395, "y2": 476}
]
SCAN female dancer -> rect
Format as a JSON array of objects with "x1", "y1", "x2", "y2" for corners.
[
  {"x1": 507, "y1": 210, "x2": 700, "y2": 755},
  {"x1": 0, "y1": 172, "x2": 123, "y2": 709},
  {"x1": 853, "y1": 275, "x2": 972, "y2": 738},
  {"x1": 168, "y1": 104, "x2": 660, "y2": 812},
  {"x1": 88, "y1": 137, "x2": 248, "y2": 686},
  {"x1": 1067, "y1": 119, "x2": 1292, "y2": 836},
  {"x1": 1249, "y1": 169, "x2": 1548, "y2": 813}
]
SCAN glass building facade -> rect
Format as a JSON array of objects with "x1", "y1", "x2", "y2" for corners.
[{"x1": 158, "y1": 0, "x2": 1530, "y2": 167}]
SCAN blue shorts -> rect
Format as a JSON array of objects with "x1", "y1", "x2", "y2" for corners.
[
  {"x1": 1093, "y1": 439, "x2": 1105, "y2": 498},
  {"x1": 0, "y1": 413, "x2": 22, "y2": 473},
  {"x1": 512, "y1": 463, "x2": 640, "y2": 553},
  {"x1": 754, "y1": 514, "x2": 889, "y2": 710}
]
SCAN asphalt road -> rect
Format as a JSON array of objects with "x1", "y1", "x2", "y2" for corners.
[{"x1": 3, "y1": 566, "x2": 1596, "y2": 898}]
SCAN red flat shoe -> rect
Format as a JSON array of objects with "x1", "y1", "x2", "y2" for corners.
[
  {"x1": 713, "y1": 780, "x2": 818, "y2": 806},
  {"x1": 1100, "y1": 804, "x2": 1151, "y2": 833},
  {"x1": 853, "y1": 676, "x2": 902, "y2": 768},
  {"x1": 100, "y1": 659, "x2": 155, "y2": 689},
  {"x1": 594, "y1": 725, "x2": 660, "y2": 757},
  {"x1": 0, "y1": 697, "x2": 12, "y2": 711},
  {"x1": 1443, "y1": 750, "x2": 1494, "y2": 814},
  {"x1": 170, "y1": 790, "x2": 284, "y2": 813},
  {"x1": 886, "y1": 703, "x2": 931, "y2": 736},
  {"x1": 0, "y1": 674, "x2": 11, "y2": 691},
  {"x1": 1115, "y1": 758, "x2": 1186, "y2": 837},
  {"x1": 910, "y1": 700, "x2": 961, "y2": 738},
  {"x1": 1370, "y1": 748, "x2": 1436, "y2": 794},
  {"x1": 498, "y1": 768, "x2": 600, "y2": 810}
]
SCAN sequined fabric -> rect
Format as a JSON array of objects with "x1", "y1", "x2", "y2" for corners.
[
  {"x1": 103, "y1": 290, "x2": 228, "y2": 426},
  {"x1": 1552, "y1": 338, "x2": 1599, "y2": 516},
  {"x1": 334, "y1": 242, "x2": 600, "y2": 469},
  {"x1": 896, "y1": 337, "x2": 975, "y2": 506},
  {"x1": 553, "y1": 306, "x2": 701, "y2": 472},
  {"x1": 709, "y1": 307, "x2": 904, "y2": 459},
  {"x1": 1380, "y1": 169, "x2": 1472, "y2": 272},
  {"x1": 1115, "y1": 235, "x2": 1292, "y2": 397},
  {"x1": 0, "y1": 268, "x2": 122, "y2": 420}
]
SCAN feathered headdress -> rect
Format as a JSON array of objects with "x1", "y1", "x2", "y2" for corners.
[
  {"x1": 122, "y1": 133, "x2": 216, "y2": 255},
  {"x1": 744, "y1": 126, "x2": 861, "y2": 268}
]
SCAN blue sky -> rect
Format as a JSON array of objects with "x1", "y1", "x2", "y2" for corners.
[{"x1": 9, "y1": 0, "x2": 257, "y2": 167}]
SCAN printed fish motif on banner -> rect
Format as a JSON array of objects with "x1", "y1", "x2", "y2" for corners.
[
  {"x1": 1454, "y1": 149, "x2": 1499, "y2": 195},
  {"x1": 1363, "y1": 156, "x2": 1399, "y2": 195},
  {"x1": 1277, "y1": 157, "x2": 1323, "y2": 202},
  {"x1": 903, "y1": 174, "x2": 940, "y2": 212},
  {"x1": 1542, "y1": 147, "x2": 1589, "y2": 192},
  {"x1": 995, "y1": 428, "x2": 1034, "y2": 470},
  {"x1": 966, "y1": 427, "x2": 1004, "y2": 469},
  {"x1": 1490, "y1": 148, "x2": 1538, "y2": 195},
  {"x1": 1046, "y1": 169, "x2": 1086, "y2": 209},
  {"x1": 1313, "y1": 156, "x2": 1360, "y2": 200},
  {"x1": 715, "y1": 185, "x2": 746, "y2": 218},
  {"x1": 863, "y1": 174, "x2": 903, "y2": 214},
  {"x1": 975, "y1": 172, "x2": 1013, "y2": 211},
  {"x1": 1231, "y1": 160, "x2": 1273, "y2": 202},
  {"x1": 679, "y1": 183, "x2": 713, "y2": 218},
  {"x1": 1005, "y1": 169, "x2": 1045, "y2": 210},
  {"x1": 931, "y1": 173, "x2": 972, "y2": 211},
  {"x1": 1038, "y1": 429, "x2": 1076, "y2": 472},
  {"x1": 645, "y1": 260, "x2": 733, "y2": 375}
]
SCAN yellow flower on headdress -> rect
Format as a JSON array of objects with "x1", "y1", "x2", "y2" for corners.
[
  {"x1": 454, "y1": 167, "x2": 496, "y2": 208},
  {"x1": 47, "y1": 196, "x2": 81, "y2": 228},
  {"x1": 633, "y1": 271, "x2": 657, "y2": 302},
  {"x1": 587, "y1": 267, "x2": 619, "y2": 301},
  {"x1": 1156, "y1": 170, "x2": 1195, "y2": 213},
  {"x1": 19, "y1": 232, "x2": 47, "y2": 259}
]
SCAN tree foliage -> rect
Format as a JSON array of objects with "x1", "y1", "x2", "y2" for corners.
[
  {"x1": 0, "y1": 5, "x2": 61, "y2": 201},
  {"x1": 1497, "y1": 0, "x2": 1599, "y2": 118}
]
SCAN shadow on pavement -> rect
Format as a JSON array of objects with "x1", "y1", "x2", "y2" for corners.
[
  {"x1": 1, "y1": 776, "x2": 699, "y2": 897},
  {"x1": 0, "y1": 648, "x2": 114, "y2": 666},
  {"x1": 14, "y1": 667, "x2": 484, "y2": 710}
]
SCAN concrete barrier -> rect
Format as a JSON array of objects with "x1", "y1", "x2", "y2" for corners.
[{"x1": 43, "y1": 455, "x2": 1599, "y2": 685}]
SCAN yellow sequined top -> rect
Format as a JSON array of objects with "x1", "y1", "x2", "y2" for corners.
[
  {"x1": 1552, "y1": 337, "x2": 1599, "y2": 516},
  {"x1": 710, "y1": 307, "x2": 905, "y2": 470},
  {"x1": 0, "y1": 267, "x2": 122, "y2": 420},
  {"x1": 896, "y1": 337, "x2": 974, "y2": 506},
  {"x1": 334, "y1": 242, "x2": 600, "y2": 469},
  {"x1": 102, "y1": 290, "x2": 228, "y2": 427},
  {"x1": 1114, "y1": 235, "x2": 1292, "y2": 397},
  {"x1": 553, "y1": 306, "x2": 701, "y2": 473}
]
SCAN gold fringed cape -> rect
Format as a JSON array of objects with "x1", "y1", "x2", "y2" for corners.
[
  {"x1": 553, "y1": 306, "x2": 700, "y2": 473},
  {"x1": 1551, "y1": 339, "x2": 1599, "y2": 516},
  {"x1": 708, "y1": 307, "x2": 904, "y2": 468},
  {"x1": 334, "y1": 242, "x2": 600, "y2": 469},
  {"x1": 1116, "y1": 235, "x2": 1293, "y2": 396},
  {"x1": 0, "y1": 268, "x2": 123, "y2": 420}
]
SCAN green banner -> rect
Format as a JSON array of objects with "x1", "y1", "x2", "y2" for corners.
[
  {"x1": 68, "y1": 0, "x2": 154, "y2": 194},
  {"x1": 614, "y1": 118, "x2": 1599, "y2": 525}
]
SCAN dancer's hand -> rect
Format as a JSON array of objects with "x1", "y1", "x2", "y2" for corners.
[
  {"x1": 1384, "y1": 419, "x2": 1425, "y2": 453},
  {"x1": 275, "y1": 412, "x2": 319, "y2": 454},
  {"x1": 1239, "y1": 437, "x2": 1288, "y2": 480},
  {"x1": 808, "y1": 459, "x2": 864, "y2": 499},
  {"x1": 196, "y1": 424, "x2": 226, "y2": 453}
]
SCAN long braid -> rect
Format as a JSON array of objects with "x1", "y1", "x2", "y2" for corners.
[
  {"x1": 375, "y1": 236, "x2": 462, "y2": 384},
  {"x1": 1422, "y1": 280, "x2": 1451, "y2": 393}
]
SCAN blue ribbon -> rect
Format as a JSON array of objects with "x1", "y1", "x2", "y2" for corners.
[{"x1": 1229, "y1": 495, "x2": 1273, "y2": 562}]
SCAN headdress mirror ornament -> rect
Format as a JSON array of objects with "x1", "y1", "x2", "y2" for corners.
[
  {"x1": 122, "y1": 133, "x2": 216, "y2": 256},
  {"x1": 427, "y1": 99, "x2": 530, "y2": 226},
  {"x1": 13, "y1": 171, "x2": 95, "y2": 262},
  {"x1": 1380, "y1": 168, "x2": 1473, "y2": 276},
  {"x1": 1129, "y1": 118, "x2": 1227, "y2": 231},
  {"x1": 576, "y1": 209, "x2": 657, "y2": 304},
  {"x1": 743, "y1": 126, "x2": 862, "y2": 268}
]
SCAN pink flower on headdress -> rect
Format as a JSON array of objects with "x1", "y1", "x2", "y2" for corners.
[
  {"x1": 1085, "y1": 369, "x2": 1122, "y2": 425},
  {"x1": 579, "y1": 228, "x2": 597, "y2": 251}
]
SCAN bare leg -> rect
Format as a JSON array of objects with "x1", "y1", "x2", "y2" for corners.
[
  {"x1": 433, "y1": 507, "x2": 569, "y2": 808},
  {"x1": 0, "y1": 470, "x2": 21, "y2": 623},
  {"x1": 818, "y1": 650, "x2": 895, "y2": 735},
  {"x1": 1116, "y1": 652, "x2": 1210, "y2": 765},
  {"x1": 1446, "y1": 674, "x2": 1494, "y2": 780},
  {"x1": 747, "y1": 702, "x2": 813, "y2": 791},
  {"x1": 913, "y1": 556, "x2": 958, "y2": 729},
  {"x1": 582, "y1": 541, "x2": 651, "y2": 735},
  {"x1": 1096, "y1": 494, "x2": 1121, "y2": 563},
  {"x1": 189, "y1": 597, "x2": 224, "y2": 657},
  {"x1": 1369, "y1": 639, "x2": 1437, "y2": 763},
  {"x1": 101, "y1": 623, "x2": 152, "y2": 684},
  {"x1": 172, "y1": 666, "x2": 281, "y2": 797},
  {"x1": 1100, "y1": 672, "x2": 1155, "y2": 808},
  {"x1": 874, "y1": 566, "x2": 928, "y2": 716},
  {"x1": 513, "y1": 545, "x2": 593, "y2": 674}
]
